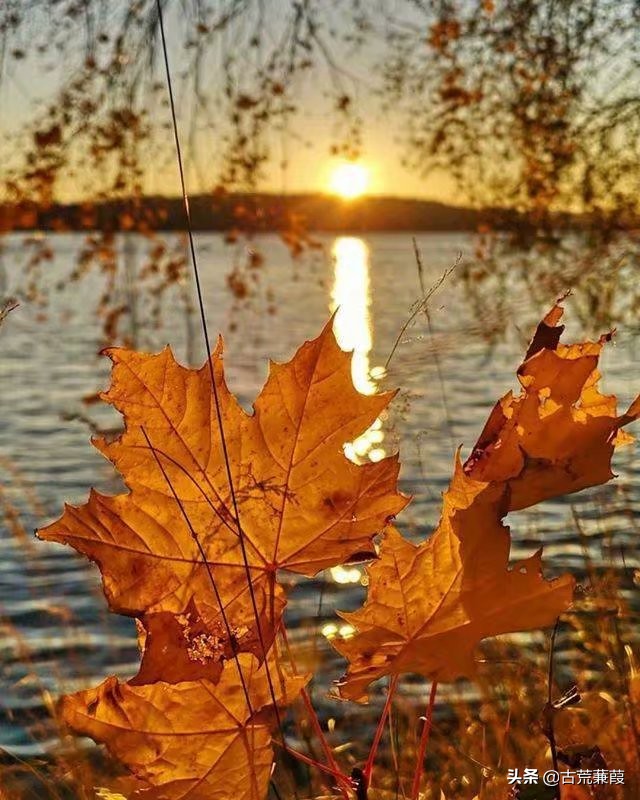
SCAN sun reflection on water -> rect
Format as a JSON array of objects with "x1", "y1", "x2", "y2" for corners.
[
  {"x1": 330, "y1": 236, "x2": 387, "y2": 465},
  {"x1": 325, "y1": 237, "x2": 387, "y2": 595}
]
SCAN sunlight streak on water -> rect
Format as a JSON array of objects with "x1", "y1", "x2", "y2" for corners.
[
  {"x1": 330, "y1": 236, "x2": 387, "y2": 466},
  {"x1": 329, "y1": 565, "x2": 362, "y2": 584},
  {"x1": 321, "y1": 621, "x2": 355, "y2": 640},
  {"x1": 331, "y1": 237, "x2": 375, "y2": 395}
]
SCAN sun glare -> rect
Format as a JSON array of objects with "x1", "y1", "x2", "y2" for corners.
[{"x1": 328, "y1": 162, "x2": 369, "y2": 200}]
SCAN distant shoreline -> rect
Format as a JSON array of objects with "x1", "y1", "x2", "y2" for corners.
[
  {"x1": 0, "y1": 192, "x2": 616, "y2": 235},
  {"x1": 1, "y1": 192, "x2": 517, "y2": 234}
]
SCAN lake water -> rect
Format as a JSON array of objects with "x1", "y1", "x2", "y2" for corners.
[{"x1": 0, "y1": 231, "x2": 639, "y2": 758}]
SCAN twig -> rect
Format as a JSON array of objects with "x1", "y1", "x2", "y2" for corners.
[
  {"x1": 273, "y1": 741, "x2": 353, "y2": 790},
  {"x1": 388, "y1": 700, "x2": 401, "y2": 799},
  {"x1": 301, "y1": 688, "x2": 349, "y2": 798},
  {"x1": 410, "y1": 680, "x2": 438, "y2": 800},
  {"x1": 278, "y1": 624, "x2": 349, "y2": 799},
  {"x1": 141, "y1": 427, "x2": 254, "y2": 713},
  {"x1": 0, "y1": 300, "x2": 18, "y2": 327},
  {"x1": 497, "y1": 701, "x2": 512, "y2": 769},
  {"x1": 545, "y1": 619, "x2": 561, "y2": 800},
  {"x1": 384, "y1": 255, "x2": 460, "y2": 372},
  {"x1": 412, "y1": 238, "x2": 456, "y2": 451},
  {"x1": 154, "y1": 0, "x2": 288, "y2": 756},
  {"x1": 363, "y1": 675, "x2": 399, "y2": 784}
]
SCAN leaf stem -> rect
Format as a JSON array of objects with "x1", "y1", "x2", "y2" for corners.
[
  {"x1": 274, "y1": 741, "x2": 353, "y2": 791},
  {"x1": 363, "y1": 675, "x2": 399, "y2": 783},
  {"x1": 278, "y1": 624, "x2": 349, "y2": 798},
  {"x1": 300, "y1": 687, "x2": 349, "y2": 800},
  {"x1": 546, "y1": 619, "x2": 560, "y2": 800},
  {"x1": 410, "y1": 680, "x2": 438, "y2": 800}
]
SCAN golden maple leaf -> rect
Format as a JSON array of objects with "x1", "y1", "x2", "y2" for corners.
[
  {"x1": 40, "y1": 320, "x2": 405, "y2": 798},
  {"x1": 464, "y1": 302, "x2": 640, "y2": 509},
  {"x1": 39, "y1": 321, "x2": 407, "y2": 668},
  {"x1": 62, "y1": 654, "x2": 306, "y2": 800},
  {"x1": 334, "y1": 462, "x2": 575, "y2": 701},
  {"x1": 335, "y1": 302, "x2": 639, "y2": 701}
]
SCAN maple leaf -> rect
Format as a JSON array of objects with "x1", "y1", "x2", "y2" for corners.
[
  {"x1": 334, "y1": 461, "x2": 575, "y2": 701},
  {"x1": 61, "y1": 654, "x2": 306, "y2": 800},
  {"x1": 38, "y1": 320, "x2": 406, "y2": 667},
  {"x1": 335, "y1": 303, "x2": 639, "y2": 701},
  {"x1": 464, "y1": 300, "x2": 640, "y2": 509}
]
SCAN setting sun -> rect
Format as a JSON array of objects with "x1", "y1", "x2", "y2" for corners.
[{"x1": 328, "y1": 161, "x2": 370, "y2": 199}]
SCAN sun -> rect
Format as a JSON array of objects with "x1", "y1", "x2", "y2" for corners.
[{"x1": 328, "y1": 161, "x2": 370, "y2": 200}]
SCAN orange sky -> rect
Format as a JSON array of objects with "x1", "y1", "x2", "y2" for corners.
[
  {"x1": 0, "y1": 7, "x2": 464, "y2": 206},
  {"x1": 128, "y1": 102, "x2": 462, "y2": 204}
]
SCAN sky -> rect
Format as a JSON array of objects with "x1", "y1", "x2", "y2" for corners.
[
  {"x1": 150, "y1": 108, "x2": 462, "y2": 204},
  {"x1": 0, "y1": 1, "x2": 464, "y2": 206}
]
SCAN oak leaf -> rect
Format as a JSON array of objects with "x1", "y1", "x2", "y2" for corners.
[
  {"x1": 335, "y1": 304, "x2": 639, "y2": 700},
  {"x1": 39, "y1": 321, "x2": 407, "y2": 666}
]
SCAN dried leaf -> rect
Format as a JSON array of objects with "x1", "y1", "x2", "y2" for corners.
[
  {"x1": 38, "y1": 321, "x2": 405, "y2": 796},
  {"x1": 62, "y1": 654, "x2": 306, "y2": 800},
  {"x1": 39, "y1": 321, "x2": 407, "y2": 662},
  {"x1": 334, "y1": 462, "x2": 574, "y2": 701},
  {"x1": 335, "y1": 303, "x2": 638, "y2": 700},
  {"x1": 465, "y1": 301, "x2": 639, "y2": 510}
]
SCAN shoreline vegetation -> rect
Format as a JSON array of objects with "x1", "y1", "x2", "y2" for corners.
[{"x1": 2, "y1": 192, "x2": 629, "y2": 235}]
